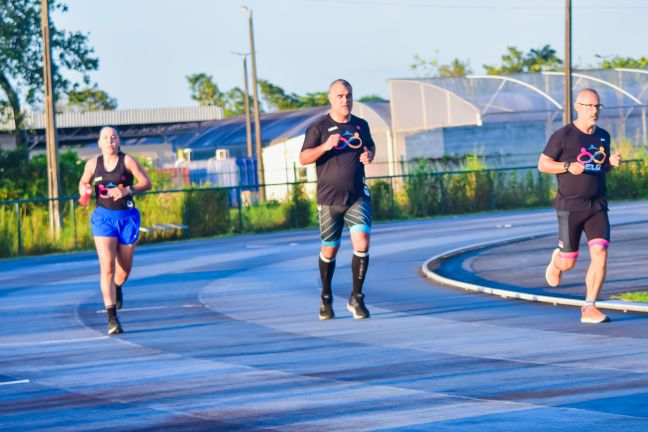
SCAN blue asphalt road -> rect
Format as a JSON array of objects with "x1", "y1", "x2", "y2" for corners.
[{"x1": 2, "y1": 201, "x2": 648, "y2": 431}]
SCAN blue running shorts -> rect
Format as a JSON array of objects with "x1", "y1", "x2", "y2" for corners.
[{"x1": 91, "y1": 206, "x2": 141, "y2": 245}]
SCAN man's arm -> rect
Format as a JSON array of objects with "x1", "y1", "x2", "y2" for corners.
[
  {"x1": 608, "y1": 153, "x2": 621, "y2": 169},
  {"x1": 359, "y1": 146, "x2": 373, "y2": 165},
  {"x1": 359, "y1": 121, "x2": 375, "y2": 165},
  {"x1": 538, "y1": 153, "x2": 584, "y2": 175},
  {"x1": 299, "y1": 133, "x2": 340, "y2": 165}
]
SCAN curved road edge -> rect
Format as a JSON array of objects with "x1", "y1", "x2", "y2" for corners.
[{"x1": 420, "y1": 230, "x2": 648, "y2": 314}]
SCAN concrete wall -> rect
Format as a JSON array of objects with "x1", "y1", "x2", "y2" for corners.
[{"x1": 406, "y1": 121, "x2": 550, "y2": 165}]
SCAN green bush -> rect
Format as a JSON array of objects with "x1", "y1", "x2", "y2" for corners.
[
  {"x1": 0, "y1": 149, "x2": 84, "y2": 200},
  {"x1": 135, "y1": 192, "x2": 186, "y2": 243},
  {"x1": 404, "y1": 162, "x2": 443, "y2": 217},
  {"x1": 284, "y1": 183, "x2": 314, "y2": 228},
  {"x1": 0, "y1": 204, "x2": 18, "y2": 256},
  {"x1": 242, "y1": 200, "x2": 288, "y2": 232},
  {"x1": 184, "y1": 188, "x2": 232, "y2": 237},
  {"x1": 608, "y1": 160, "x2": 648, "y2": 200},
  {"x1": 490, "y1": 170, "x2": 553, "y2": 210},
  {"x1": 369, "y1": 179, "x2": 399, "y2": 220}
]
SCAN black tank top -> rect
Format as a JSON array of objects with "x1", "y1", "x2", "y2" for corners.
[{"x1": 93, "y1": 152, "x2": 135, "y2": 210}]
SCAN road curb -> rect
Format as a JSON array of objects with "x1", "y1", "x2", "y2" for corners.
[{"x1": 421, "y1": 231, "x2": 648, "y2": 314}]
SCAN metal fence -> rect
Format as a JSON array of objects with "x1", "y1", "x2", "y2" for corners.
[{"x1": 1, "y1": 164, "x2": 564, "y2": 258}]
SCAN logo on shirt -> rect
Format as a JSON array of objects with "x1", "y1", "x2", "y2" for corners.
[
  {"x1": 327, "y1": 126, "x2": 338, "y2": 132},
  {"x1": 334, "y1": 130, "x2": 363, "y2": 150},
  {"x1": 97, "y1": 182, "x2": 118, "y2": 198},
  {"x1": 577, "y1": 144, "x2": 606, "y2": 172}
]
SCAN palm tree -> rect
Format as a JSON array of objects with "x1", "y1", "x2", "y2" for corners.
[
  {"x1": 484, "y1": 47, "x2": 526, "y2": 75},
  {"x1": 525, "y1": 45, "x2": 563, "y2": 73}
]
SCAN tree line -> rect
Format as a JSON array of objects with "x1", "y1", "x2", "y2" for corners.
[
  {"x1": 1, "y1": 0, "x2": 647, "y2": 153},
  {"x1": 411, "y1": 45, "x2": 648, "y2": 77}
]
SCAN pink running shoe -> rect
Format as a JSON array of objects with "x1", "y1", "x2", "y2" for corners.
[
  {"x1": 545, "y1": 248, "x2": 562, "y2": 287},
  {"x1": 581, "y1": 305, "x2": 609, "y2": 324}
]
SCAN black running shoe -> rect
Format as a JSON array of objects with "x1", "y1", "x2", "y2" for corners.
[
  {"x1": 108, "y1": 315, "x2": 123, "y2": 335},
  {"x1": 319, "y1": 295, "x2": 335, "y2": 320},
  {"x1": 347, "y1": 293, "x2": 370, "y2": 319},
  {"x1": 116, "y1": 285, "x2": 123, "y2": 310}
]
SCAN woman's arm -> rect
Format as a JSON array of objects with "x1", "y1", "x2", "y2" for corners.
[
  {"x1": 78, "y1": 157, "x2": 97, "y2": 196},
  {"x1": 124, "y1": 155, "x2": 152, "y2": 193}
]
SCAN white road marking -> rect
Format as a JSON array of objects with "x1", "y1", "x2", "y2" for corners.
[
  {"x1": 0, "y1": 379, "x2": 30, "y2": 386},
  {"x1": 95, "y1": 304, "x2": 203, "y2": 313},
  {"x1": 0, "y1": 336, "x2": 109, "y2": 348}
]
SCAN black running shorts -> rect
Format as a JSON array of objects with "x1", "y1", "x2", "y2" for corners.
[{"x1": 556, "y1": 209, "x2": 610, "y2": 257}]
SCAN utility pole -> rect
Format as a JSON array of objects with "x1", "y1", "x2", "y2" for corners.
[
  {"x1": 564, "y1": 0, "x2": 573, "y2": 125},
  {"x1": 232, "y1": 52, "x2": 253, "y2": 158},
  {"x1": 41, "y1": 0, "x2": 62, "y2": 238},
  {"x1": 241, "y1": 6, "x2": 265, "y2": 201}
]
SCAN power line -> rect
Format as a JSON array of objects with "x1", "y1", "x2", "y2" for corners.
[{"x1": 304, "y1": 0, "x2": 648, "y2": 10}]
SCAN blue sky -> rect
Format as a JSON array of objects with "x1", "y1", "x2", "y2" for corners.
[{"x1": 53, "y1": 0, "x2": 648, "y2": 109}]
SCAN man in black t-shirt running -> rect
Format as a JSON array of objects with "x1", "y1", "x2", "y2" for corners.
[
  {"x1": 538, "y1": 88, "x2": 621, "y2": 324},
  {"x1": 300, "y1": 79, "x2": 375, "y2": 320}
]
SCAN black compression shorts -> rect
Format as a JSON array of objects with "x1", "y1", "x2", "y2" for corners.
[
  {"x1": 318, "y1": 197, "x2": 372, "y2": 247},
  {"x1": 556, "y1": 209, "x2": 610, "y2": 258}
]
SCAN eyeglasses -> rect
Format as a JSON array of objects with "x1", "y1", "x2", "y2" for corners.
[{"x1": 577, "y1": 103, "x2": 605, "y2": 110}]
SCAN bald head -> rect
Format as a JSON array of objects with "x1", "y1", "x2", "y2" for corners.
[
  {"x1": 576, "y1": 88, "x2": 600, "y2": 104},
  {"x1": 574, "y1": 88, "x2": 602, "y2": 131}
]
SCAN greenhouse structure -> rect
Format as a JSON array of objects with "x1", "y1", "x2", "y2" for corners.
[{"x1": 388, "y1": 68, "x2": 648, "y2": 170}]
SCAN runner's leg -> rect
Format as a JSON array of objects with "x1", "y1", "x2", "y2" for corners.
[
  {"x1": 584, "y1": 211, "x2": 611, "y2": 303},
  {"x1": 345, "y1": 198, "x2": 372, "y2": 319},
  {"x1": 94, "y1": 236, "x2": 118, "y2": 307}
]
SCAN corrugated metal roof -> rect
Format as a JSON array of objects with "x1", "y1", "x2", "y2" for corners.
[{"x1": 0, "y1": 106, "x2": 224, "y2": 130}]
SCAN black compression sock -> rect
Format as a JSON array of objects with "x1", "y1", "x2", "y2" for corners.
[
  {"x1": 319, "y1": 254, "x2": 336, "y2": 298},
  {"x1": 352, "y1": 251, "x2": 369, "y2": 295},
  {"x1": 115, "y1": 284, "x2": 123, "y2": 309},
  {"x1": 106, "y1": 304, "x2": 123, "y2": 334}
]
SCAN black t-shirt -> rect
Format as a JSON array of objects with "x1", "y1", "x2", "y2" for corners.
[
  {"x1": 542, "y1": 123, "x2": 612, "y2": 211},
  {"x1": 301, "y1": 114, "x2": 376, "y2": 205},
  {"x1": 93, "y1": 152, "x2": 135, "y2": 210}
]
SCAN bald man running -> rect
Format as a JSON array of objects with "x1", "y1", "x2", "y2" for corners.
[{"x1": 538, "y1": 88, "x2": 621, "y2": 324}]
